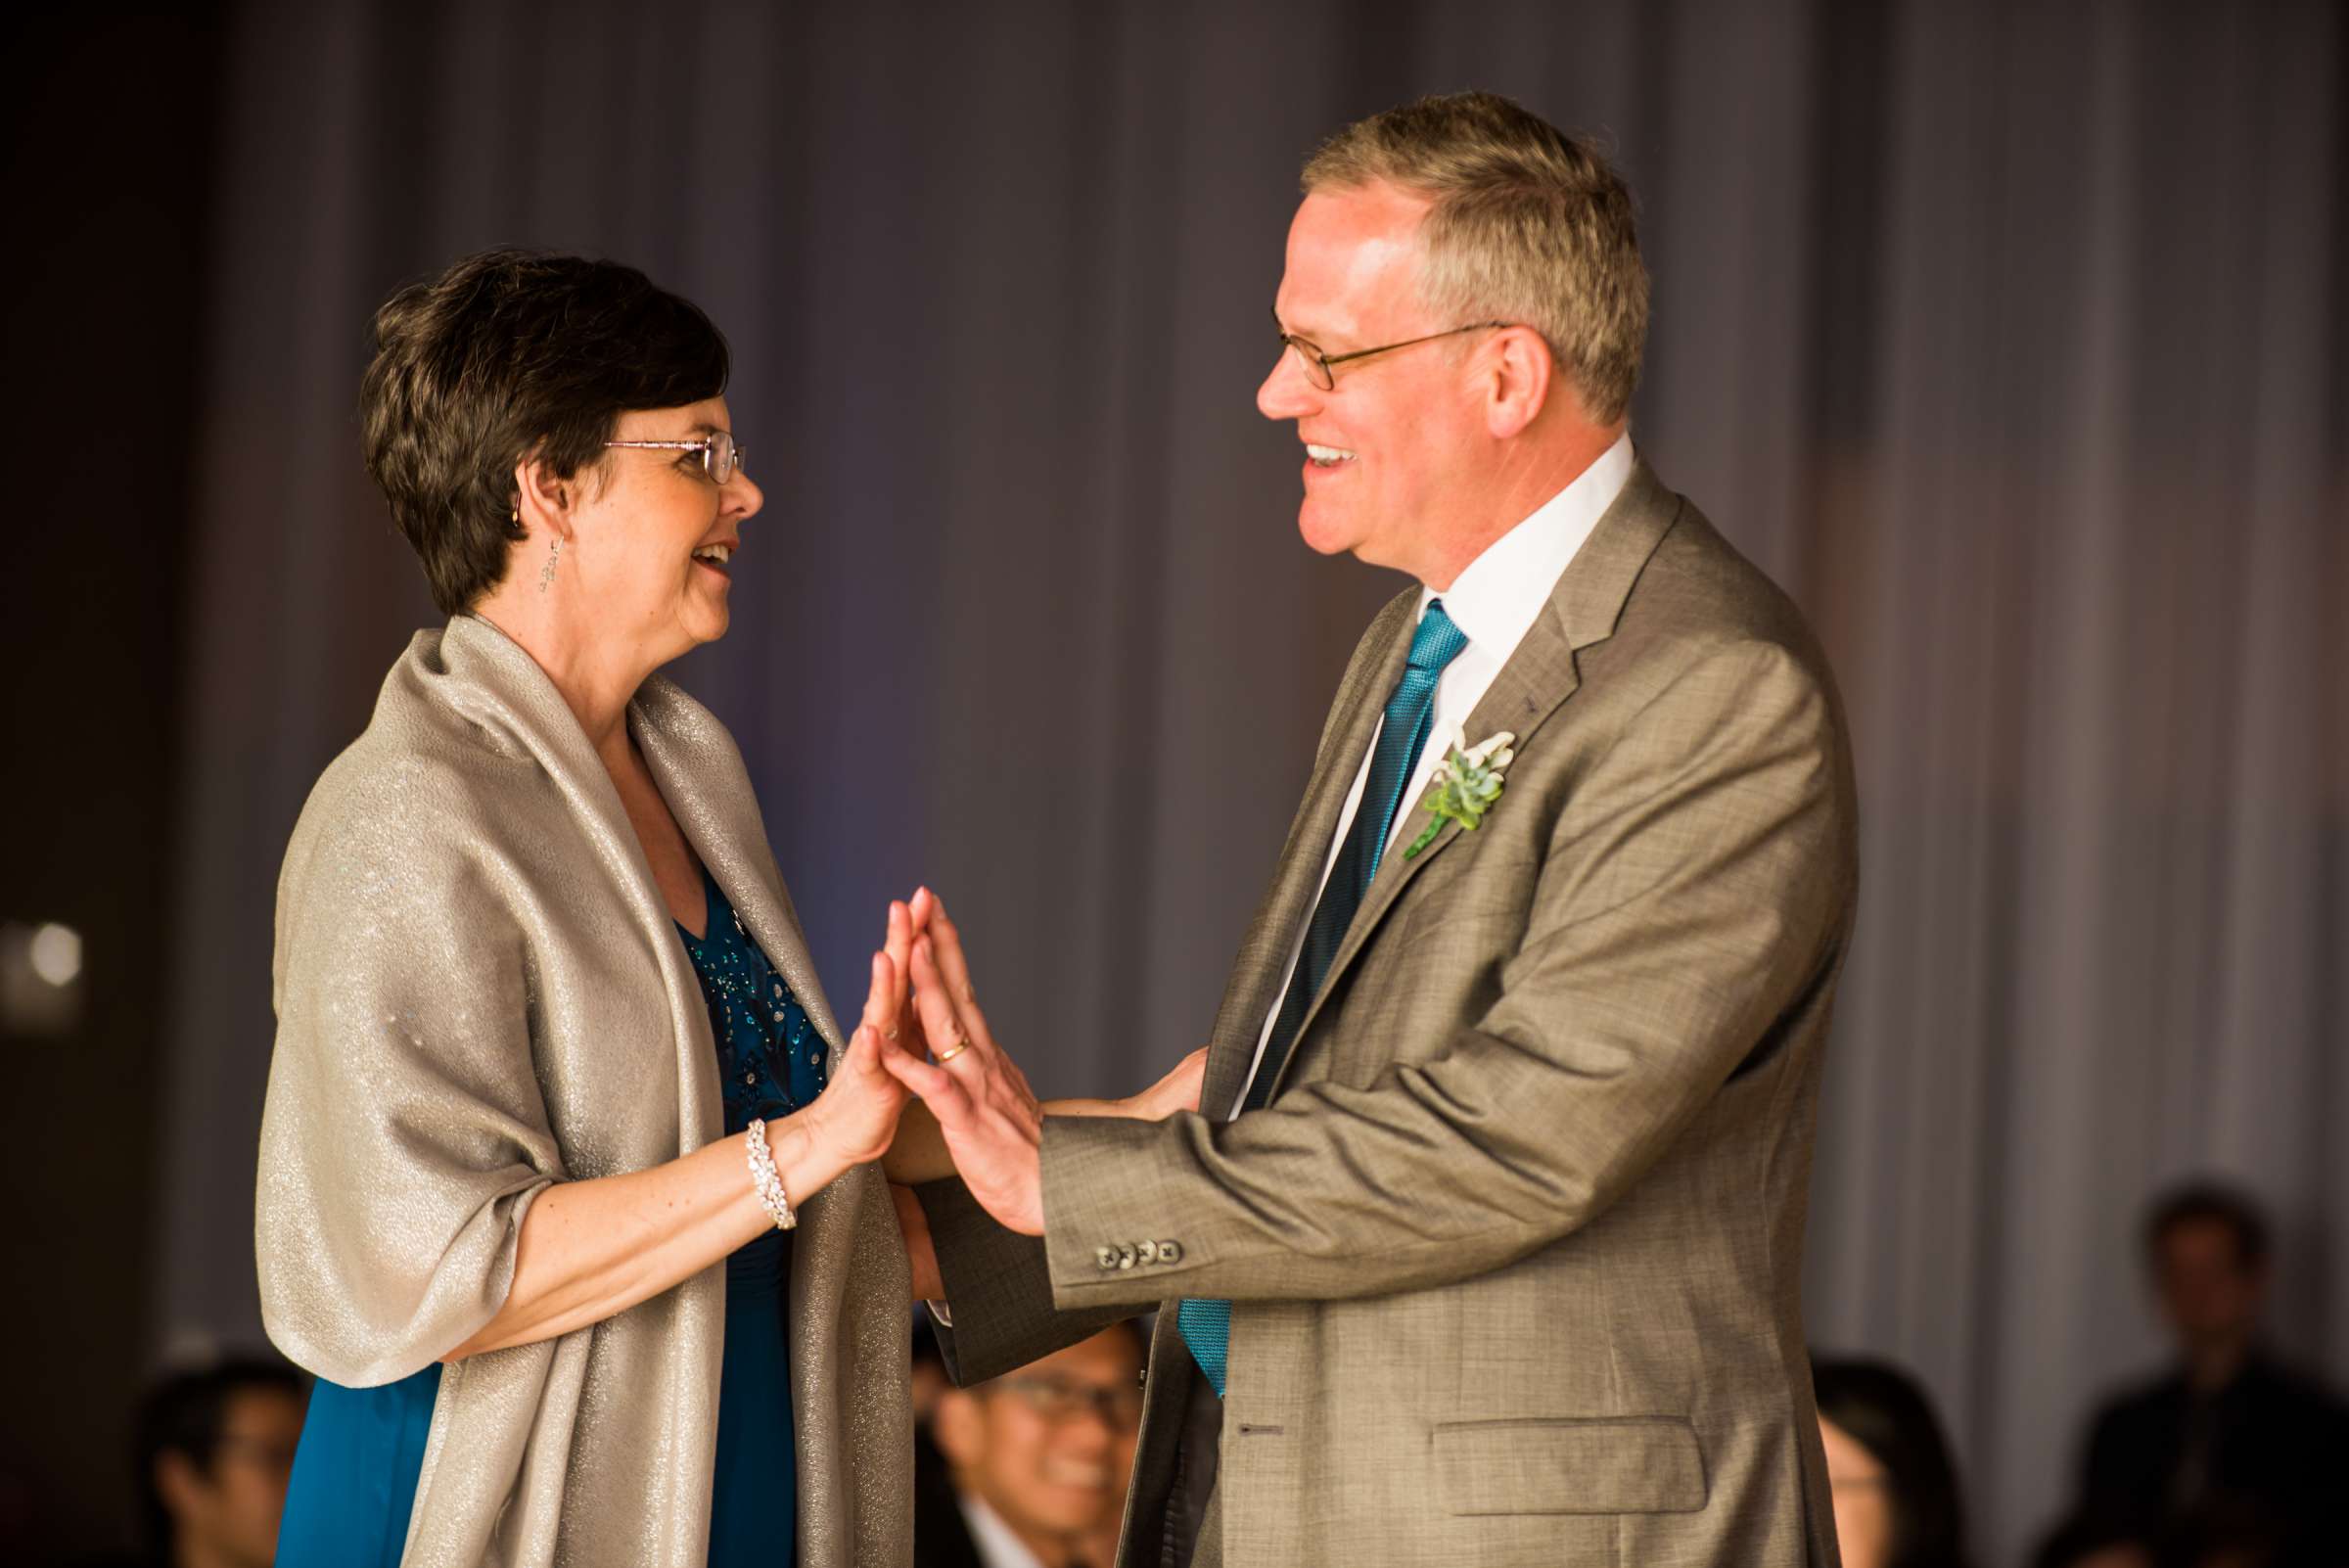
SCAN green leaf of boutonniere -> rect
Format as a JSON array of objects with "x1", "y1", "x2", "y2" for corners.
[{"x1": 1402, "y1": 729, "x2": 1517, "y2": 859}]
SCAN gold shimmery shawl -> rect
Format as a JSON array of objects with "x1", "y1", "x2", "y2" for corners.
[{"x1": 257, "y1": 614, "x2": 911, "y2": 1568}]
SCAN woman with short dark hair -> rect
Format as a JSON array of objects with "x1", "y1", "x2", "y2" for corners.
[{"x1": 255, "y1": 249, "x2": 957, "y2": 1567}]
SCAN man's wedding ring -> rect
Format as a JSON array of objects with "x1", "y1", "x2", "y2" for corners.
[{"x1": 936, "y1": 1040, "x2": 970, "y2": 1065}]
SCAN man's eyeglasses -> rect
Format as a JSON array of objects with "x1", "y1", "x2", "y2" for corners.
[
  {"x1": 604, "y1": 429, "x2": 746, "y2": 485},
  {"x1": 1272, "y1": 308, "x2": 1511, "y2": 391},
  {"x1": 992, "y1": 1374, "x2": 1144, "y2": 1428}
]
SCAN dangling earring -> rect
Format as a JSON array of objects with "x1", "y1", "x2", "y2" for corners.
[{"x1": 539, "y1": 535, "x2": 562, "y2": 593}]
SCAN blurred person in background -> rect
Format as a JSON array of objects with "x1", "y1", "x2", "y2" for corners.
[
  {"x1": 2163, "y1": 1502, "x2": 2291, "y2": 1568},
  {"x1": 119, "y1": 1359, "x2": 305, "y2": 1568},
  {"x1": 2073, "y1": 1180, "x2": 2349, "y2": 1567},
  {"x1": 2032, "y1": 1507, "x2": 2289, "y2": 1568},
  {"x1": 917, "y1": 1322, "x2": 1147, "y2": 1568},
  {"x1": 2031, "y1": 1514, "x2": 2157, "y2": 1568},
  {"x1": 1812, "y1": 1357, "x2": 1970, "y2": 1568}
]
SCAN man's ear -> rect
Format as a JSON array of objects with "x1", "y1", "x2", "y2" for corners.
[
  {"x1": 1484, "y1": 326, "x2": 1557, "y2": 440},
  {"x1": 154, "y1": 1448, "x2": 207, "y2": 1519},
  {"x1": 930, "y1": 1387, "x2": 985, "y2": 1468}
]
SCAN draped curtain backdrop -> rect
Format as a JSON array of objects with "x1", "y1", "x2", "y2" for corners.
[{"x1": 157, "y1": 3, "x2": 2344, "y2": 1562}]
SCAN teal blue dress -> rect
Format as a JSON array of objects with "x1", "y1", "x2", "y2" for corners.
[{"x1": 276, "y1": 865, "x2": 830, "y2": 1567}]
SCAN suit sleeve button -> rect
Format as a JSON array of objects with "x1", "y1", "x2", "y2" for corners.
[
  {"x1": 1137, "y1": 1239, "x2": 1160, "y2": 1264},
  {"x1": 1117, "y1": 1244, "x2": 1137, "y2": 1269},
  {"x1": 1159, "y1": 1240, "x2": 1183, "y2": 1264},
  {"x1": 1096, "y1": 1246, "x2": 1119, "y2": 1270}
]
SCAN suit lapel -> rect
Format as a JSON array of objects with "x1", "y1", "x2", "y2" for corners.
[
  {"x1": 1200, "y1": 592, "x2": 1418, "y2": 1119},
  {"x1": 1264, "y1": 461, "x2": 1686, "y2": 1100}
]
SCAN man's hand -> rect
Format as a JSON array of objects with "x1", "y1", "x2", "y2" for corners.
[{"x1": 876, "y1": 892, "x2": 1047, "y2": 1235}]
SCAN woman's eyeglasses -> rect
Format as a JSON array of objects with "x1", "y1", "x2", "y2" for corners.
[{"x1": 604, "y1": 429, "x2": 745, "y2": 485}]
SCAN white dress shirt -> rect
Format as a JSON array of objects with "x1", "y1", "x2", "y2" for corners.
[
  {"x1": 958, "y1": 1494, "x2": 1051, "y2": 1568},
  {"x1": 1230, "y1": 433, "x2": 1635, "y2": 1112}
]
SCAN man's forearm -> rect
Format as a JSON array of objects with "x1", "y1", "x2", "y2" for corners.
[{"x1": 915, "y1": 1175, "x2": 1135, "y2": 1384}]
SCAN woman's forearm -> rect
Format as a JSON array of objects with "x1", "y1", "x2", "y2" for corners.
[{"x1": 444, "y1": 1111, "x2": 851, "y2": 1361}]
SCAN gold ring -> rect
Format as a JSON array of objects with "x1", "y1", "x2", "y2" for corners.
[{"x1": 936, "y1": 1040, "x2": 970, "y2": 1065}]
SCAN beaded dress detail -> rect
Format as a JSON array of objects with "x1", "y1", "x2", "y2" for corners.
[
  {"x1": 679, "y1": 862, "x2": 831, "y2": 1148},
  {"x1": 676, "y1": 862, "x2": 830, "y2": 1566}
]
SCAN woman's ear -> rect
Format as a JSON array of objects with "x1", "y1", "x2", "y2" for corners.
[{"x1": 512, "y1": 448, "x2": 574, "y2": 539}]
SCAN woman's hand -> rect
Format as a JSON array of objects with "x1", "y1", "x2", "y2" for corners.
[
  {"x1": 877, "y1": 893, "x2": 1048, "y2": 1234},
  {"x1": 1119, "y1": 1046, "x2": 1209, "y2": 1120},
  {"x1": 804, "y1": 902, "x2": 920, "y2": 1169}
]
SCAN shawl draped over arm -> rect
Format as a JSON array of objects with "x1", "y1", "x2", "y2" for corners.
[{"x1": 258, "y1": 769, "x2": 561, "y2": 1386}]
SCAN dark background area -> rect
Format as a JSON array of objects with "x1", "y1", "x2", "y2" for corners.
[{"x1": 1, "y1": 8, "x2": 221, "y2": 1555}]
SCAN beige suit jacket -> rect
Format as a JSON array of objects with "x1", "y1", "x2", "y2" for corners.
[
  {"x1": 924, "y1": 460, "x2": 1859, "y2": 1567},
  {"x1": 258, "y1": 616, "x2": 911, "y2": 1566}
]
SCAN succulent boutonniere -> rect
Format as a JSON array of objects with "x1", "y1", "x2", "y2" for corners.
[{"x1": 1402, "y1": 730, "x2": 1517, "y2": 860}]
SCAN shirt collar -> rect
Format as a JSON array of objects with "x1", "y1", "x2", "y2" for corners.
[
  {"x1": 1419, "y1": 431, "x2": 1635, "y2": 651},
  {"x1": 958, "y1": 1495, "x2": 1051, "y2": 1568}
]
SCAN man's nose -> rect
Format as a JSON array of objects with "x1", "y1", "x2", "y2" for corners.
[
  {"x1": 1060, "y1": 1404, "x2": 1122, "y2": 1446},
  {"x1": 1257, "y1": 346, "x2": 1318, "y2": 422}
]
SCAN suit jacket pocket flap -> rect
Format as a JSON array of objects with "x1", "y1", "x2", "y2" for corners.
[{"x1": 1433, "y1": 1415, "x2": 1707, "y2": 1516}]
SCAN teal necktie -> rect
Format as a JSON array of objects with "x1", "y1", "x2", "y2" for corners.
[{"x1": 1176, "y1": 600, "x2": 1469, "y2": 1396}]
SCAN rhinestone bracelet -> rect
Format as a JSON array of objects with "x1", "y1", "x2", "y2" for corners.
[{"x1": 744, "y1": 1118, "x2": 797, "y2": 1230}]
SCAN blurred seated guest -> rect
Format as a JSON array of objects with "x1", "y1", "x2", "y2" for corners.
[
  {"x1": 1812, "y1": 1356, "x2": 1970, "y2": 1568},
  {"x1": 917, "y1": 1321, "x2": 1146, "y2": 1568},
  {"x1": 2075, "y1": 1180, "x2": 2349, "y2": 1564},
  {"x1": 2165, "y1": 1500, "x2": 2288, "y2": 1568},
  {"x1": 2030, "y1": 1515, "x2": 2156, "y2": 1568},
  {"x1": 132, "y1": 1358, "x2": 306, "y2": 1568}
]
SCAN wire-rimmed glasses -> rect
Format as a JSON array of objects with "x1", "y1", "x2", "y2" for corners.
[
  {"x1": 994, "y1": 1374, "x2": 1145, "y2": 1428},
  {"x1": 604, "y1": 429, "x2": 746, "y2": 484},
  {"x1": 1272, "y1": 307, "x2": 1512, "y2": 391}
]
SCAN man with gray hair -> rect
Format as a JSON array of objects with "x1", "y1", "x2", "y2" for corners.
[{"x1": 890, "y1": 91, "x2": 1858, "y2": 1567}]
